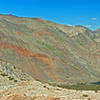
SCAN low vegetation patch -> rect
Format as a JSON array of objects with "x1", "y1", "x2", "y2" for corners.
[
  {"x1": 50, "y1": 83, "x2": 100, "y2": 91},
  {"x1": 8, "y1": 76, "x2": 18, "y2": 82},
  {"x1": 35, "y1": 79, "x2": 100, "y2": 91}
]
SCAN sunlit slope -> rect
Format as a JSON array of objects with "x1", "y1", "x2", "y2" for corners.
[{"x1": 0, "y1": 14, "x2": 100, "y2": 84}]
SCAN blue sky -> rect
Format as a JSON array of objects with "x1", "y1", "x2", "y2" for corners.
[{"x1": 0, "y1": 0, "x2": 100, "y2": 30}]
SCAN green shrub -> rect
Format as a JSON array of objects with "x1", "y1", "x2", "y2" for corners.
[
  {"x1": 8, "y1": 77, "x2": 14, "y2": 80},
  {"x1": 0, "y1": 73, "x2": 8, "y2": 76},
  {"x1": 43, "y1": 86, "x2": 46, "y2": 88},
  {"x1": 14, "y1": 80, "x2": 18, "y2": 82},
  {"x1": 83, "y1": 94, "x2": 88, "y2": 97},
  {"x1": 20, "y1": 78, "x2": 25, "y2": 81}
]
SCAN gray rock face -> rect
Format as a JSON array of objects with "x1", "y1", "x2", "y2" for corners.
[{"x1": 0, "y1": 59, "x2": 32, "y2": 83}]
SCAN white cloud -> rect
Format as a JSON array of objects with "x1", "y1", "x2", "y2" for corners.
[
  {"x1": 67, "y1": 24, "x2": 73, "y2": 26},
  {"x1": 85, "y1": 25, "x2": 92, "y2": 28},
  {"x1": 91, "y1": 18, "x2": 97, "y2": 21}
]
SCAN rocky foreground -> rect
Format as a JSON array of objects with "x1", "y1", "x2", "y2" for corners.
[
  {"x1": 0, "y1": 79, "x2": 100, "y2": 100},
  {"x1": 0, "y1": 60, "x2": 100, "y2": 100}
]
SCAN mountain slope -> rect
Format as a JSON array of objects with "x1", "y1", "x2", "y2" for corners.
[{"x1": 0, "y1": 14, "x2": 100, "y2": 84}]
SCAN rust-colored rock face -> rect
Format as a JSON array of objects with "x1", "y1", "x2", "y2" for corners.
[
  {"x1": 0, "y1": 14, "x2": 100, "y2": 84},
  {"x1": 35, "y1": 30, "x2": 52, "y2": 38}
]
